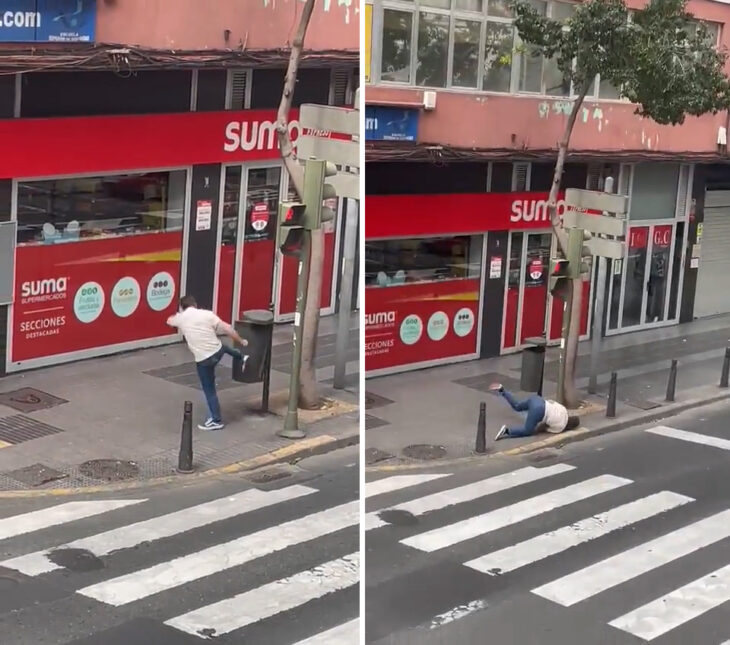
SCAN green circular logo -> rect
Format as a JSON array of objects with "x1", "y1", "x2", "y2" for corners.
[
  {"x1": 111, "y1": 277, "x2": 141, "y2": 318},
  {"x1": 453, "y1": 308, "x2": 475, "y2": 337},
  {"x1": 399, "y1": 314, "x2": 423, "y2": 345},
  {"x1": 74, "y1": 281, "x2": 105, "y2": 323},
  {"x1": 427, "y1": 311, "x2": 449, "y2": 341},
  {"x1": 146, "y1": 272, "x2": 175, "y2": 312}
]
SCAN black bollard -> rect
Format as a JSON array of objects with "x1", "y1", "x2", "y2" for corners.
[
  {"x1": 475, "y1": 402, "x2": 486, "y2": 454},
  {"x1": 721, "y1": 347, "x2": 730, "y2": 389},
  {"x1": 177, "y1": 400, "x2": 194, "y2": 473},
  {"x1": 606, "y1": 372, "x2": 617, "y2": 418},
  {"x1": 666, "y1": 359, "x2": 678, "y2": 402}
]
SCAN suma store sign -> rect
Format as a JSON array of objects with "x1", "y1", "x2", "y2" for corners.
[{"x1": 0, "y1": 0, "x2": 96, "y2": 42}]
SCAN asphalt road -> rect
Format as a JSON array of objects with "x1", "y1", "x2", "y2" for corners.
[
  {"x1": 0, "y1": 445, "x2": 359, "y2": 645},
  {"x1": 365, "y1": 400, "x2": 730, "y2": 645}
]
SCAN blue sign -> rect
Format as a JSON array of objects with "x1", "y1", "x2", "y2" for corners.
[
  {"x1": 0, "y1": 0, "x2": 95, "y2": 43},
  {"x1": 365, "y1": 106, "x2": 419, "y2": 142}
]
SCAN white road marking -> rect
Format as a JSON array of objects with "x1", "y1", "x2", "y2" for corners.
[
  {"x1": 78, "y1": 501, "x2": 358, "y2": 606},
  {"x1": 609, "y1": 561, "x2": 730, "y2": 640},
  {"x1": 465, "y1": 491, "x2": 693, "y2": 575},
  {"x1": 646, "y1": 425, "x2": 730, "y2": 450},
  {"x1": 0, "y1": 499, "x2": 145, "y2": 542},
  {"x1": 366, "y1": 464, "x2": 576, "y2": 530},
  {"x1": 365, "y1": 474, "x2": 451, "y2": 499},
  {"x1": 428, "y1": 600, "x2": 488, "y2": 630},
  {"x1": 290, "y1": 619, "x2": 359, "y2": 644},
  {"x1": 402, "y1": 474, "x2": 631, "y2": 552},
  {"x1": 2, "y1": 485, "x2": 316, "y2": 576},
  {"x1": 165, "y1": 553, "x2": 359, "y2": 638},
  {"x1": 533, "y1": 508, "x2": 730, "y2": 606}
]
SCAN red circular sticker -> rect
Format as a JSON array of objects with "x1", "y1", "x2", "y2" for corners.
[
  {"x1": 529, "y1": 259, "x2": 543, "y2": 280},
  {"x1": 251, "y1": 203, "x2": 269, "y2": 232}
]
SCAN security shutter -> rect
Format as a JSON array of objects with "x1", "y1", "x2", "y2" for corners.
[
  {"x1": 330, "y1": 68, "x2": 351, "y2": 106},
  {"x1": 512, "y1": 162, "x2": 530, "y2": 191},
  {"x1": 694, "y1": 189, "x2": 730, "y2": 317},
  {"x1": 229, "y1": 70, "x2": 249, "y2": 109}
]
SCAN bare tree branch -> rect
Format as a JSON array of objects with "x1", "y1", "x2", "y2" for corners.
[{"x1": 276, "y1": 0, "x2": 316, "y2": 199}]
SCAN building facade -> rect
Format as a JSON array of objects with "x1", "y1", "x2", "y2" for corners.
[
  {"x1": 0, "y1": 0, "x2": 359, "y2": 375},
  {"x1": 364, "y1": 0, "x2": 730, "y2": 376}
]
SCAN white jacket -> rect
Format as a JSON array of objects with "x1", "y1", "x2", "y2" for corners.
[{"x1": 543, "y1": 400, "x2": 569, "y2": 433}]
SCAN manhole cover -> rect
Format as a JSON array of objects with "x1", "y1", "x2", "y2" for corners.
[
  {"x1": 365, "y1": 392, "x2": 395, "y2": 410},
  {"x1": 6, "y1": 463, "x2": 68, "y2": 487},
  {"x1": 402, "y1": 444, "x2": 447, "y2": 460},
  {"x1": 79, "y1": 459, "x2": 139, "y2": 482},
  {"x1": 0, "y1": 388, "x2": 68, "y2": 413},
  {"x1": 0, "y1": 576, "x2": 19, "y2": 591},
  {"x1": 366, "y1": 448, "x2": 394, "y2": 465},
  {"x1": 246, "y1": 468, "x2": 292, "y2": 484}
]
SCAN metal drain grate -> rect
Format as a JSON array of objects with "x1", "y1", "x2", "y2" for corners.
[
  {"x1": 365, "y1": 392, "x2": 395, "y2": 410},
  {"x1": 365, "y1": 414, "x2": 390, "y2": 430},
  {"x1": 0, "y1": 415, "x2": 64, "y2": 445},
  {"x1": 0, "y1": 388, "x2": 68, "y2": 413}
]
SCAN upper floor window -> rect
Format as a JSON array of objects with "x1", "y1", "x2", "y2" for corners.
[{"x1": 374, "y1": 1, "x2": 721, "y2": 101}]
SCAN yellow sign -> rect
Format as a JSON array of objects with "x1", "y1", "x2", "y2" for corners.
[{"x1": 365, "y1": 3, "x2": 372, "y2": 83}]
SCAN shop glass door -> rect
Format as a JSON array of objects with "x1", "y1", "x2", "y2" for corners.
[
  {"x1": 238, "y1": 166, "x2": 282, "y2": 317},
  {"x1": 502, "y1": 231, "x2": 551, "y2": 349},
  {"x1": 608, "y1": 223, "x2": 678, "y2": 333}
]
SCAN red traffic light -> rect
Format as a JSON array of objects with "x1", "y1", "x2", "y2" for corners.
[{"x1": 280, "y1": 202, "x2": 306, "y2": 228}]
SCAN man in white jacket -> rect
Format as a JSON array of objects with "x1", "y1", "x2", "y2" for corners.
[
  {"x1": 167, "y1": 295, "x2": 248, "y2": 431},
  {"x1": 489, "y1": 383, "x2": 580, "y2": 440}
]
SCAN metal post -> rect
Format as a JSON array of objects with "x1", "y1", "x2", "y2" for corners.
[
  {"x1": 721, "y1": 347, "x2": 730, "y2": 388},
  {"x1": 556, "y1": 283, "x2": 573, "y2": 406},
  {"x1": 588, "y1": 255, "x2": 607, "y2": 394},
  {"x1": 475, "y1": 401, "x2": 486, "y2": 454},
  {"x1": 333, "y1": 198, "x2": 359, "y2": 389},
  {"x1": 606, "y1": 372, "x2": 617, "y2": 418},
  {"x1": 261, "y1": 302, "x2": 274, "y2": 414},
  {"x1": 666, "y1": 359, "x2": 677, "y2": 402},
  {"x1": 279, "y1": 231, "x2": 311, "y2": 439},
  {"x1": 177, "y1": 400, "x2": 194, "y2": 473}
]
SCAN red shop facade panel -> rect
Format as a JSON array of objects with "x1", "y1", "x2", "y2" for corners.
[
  {"x1": 4, "y1": 109, "x2": 338, "y2": 371},
  {"x1": 364, "y1": 191, "x2": 593, "y2": 376}
]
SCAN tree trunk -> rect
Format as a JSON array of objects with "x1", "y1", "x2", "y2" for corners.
[
  {"x1": 274, "y1": 0, "x2": 323, "y2": 409},
  {"x1": 299, "y1": 227, "x2": 324, "y2": 408},
  {"x1": 547, "y1": 84, "x2": 590, "y2": 408}
]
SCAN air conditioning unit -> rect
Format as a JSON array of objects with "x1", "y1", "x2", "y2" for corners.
[{"x1": 423, "y1": 90, "x2": 437, "y2": 111}]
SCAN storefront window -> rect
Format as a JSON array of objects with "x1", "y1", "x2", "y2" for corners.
[
  {"x1": 11, "y1": 170, "x2": 187, "y2": 367},
  {"x1": 365, "y1": 235, "x2": 482, "y2": 286},
  {"x1": 16, "y1": 171, "x2": 185, "y2": 245},
  {"x1": 215, "y1": 166, "x2": 243, "y2": 320},
  {"x1": 630, "y1": 163, "x2": 680, "y2": 220}
]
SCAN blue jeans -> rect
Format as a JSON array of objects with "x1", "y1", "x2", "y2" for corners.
[
  {"x1": 501, "y1": 390, "x2": 546, "y2": 437},
  {"x1": 196, "y1": 345, "x2": 242, "y2": 423}
]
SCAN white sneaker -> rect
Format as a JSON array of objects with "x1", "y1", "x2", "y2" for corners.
[
  {"x1": 198, "y1": 419, "x2": 225, "y2": 431},
  {"x1": 495, "y1": 425, "x2": 508, "y2": 441}
]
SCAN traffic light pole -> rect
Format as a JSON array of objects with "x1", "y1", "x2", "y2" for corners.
[{"x1": 280, "y1": 229, "x2": 311, "y2": 439}]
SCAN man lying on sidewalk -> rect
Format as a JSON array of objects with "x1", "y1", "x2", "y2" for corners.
[
  {"x1": 167, "y1": 295, "x2": 248, "y2": 431},
  {"x1": 489, "y1": 383, "x2": 580, "y2": 441}
]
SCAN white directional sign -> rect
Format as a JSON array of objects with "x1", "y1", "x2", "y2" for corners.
[
  {"x1": 586, "y1": 237, "x2": 625, "y2": 260},
  {"x1": 563, "y1": 210, "x2": 626, "y2": 237},
  {"x1": 298, "y1": 94, "x2": 360, "y2": 200},
  {"x1": 565, "y1": 188, "x2": 628, "y2": 215}
]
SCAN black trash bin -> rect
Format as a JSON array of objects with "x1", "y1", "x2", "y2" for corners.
[
  {"x1": 232, "y1": 309, "x2": 274, "y2": 383},
  {"x1": 520, "y1": 336, "x2": 547, "y2": 394}
]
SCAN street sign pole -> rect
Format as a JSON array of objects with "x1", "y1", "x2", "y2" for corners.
[{"x1": 333, "y1": 198, "x2": 358, "y2": 389}]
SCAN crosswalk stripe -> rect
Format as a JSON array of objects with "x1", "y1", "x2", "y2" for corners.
[
  {"x1": 0, "y1": 499, "x2": 145, "y2": 541},
  {"x1": 646, "y1": 425, "x2": 730, "y2": 450},
  {"x1": 365, "y1": 474, "x2": 451, "y2": 499},
  {"x1": 401, "y1": 474, "x2": 631, "y2": 552},
  {"x1": 2, "y1": 484, "x2": 317, "y2": 576},
  {"x1": 533, "y1": 508, "x2": 730, "y2": 606},
  {"x1": 164, "y1": 553, "x2": 359, "y2": 638},
  {"x1": 609, "y1": 562, "x2": 730, "y2": 640},
  {"x1": 290, "y1": 619, "x2": 359, "y2": 644},
  {"x1": 366, "y1": 464, "x2": 576, "y2": 531},
  {"x1": 465, "y1": 491, "x2": 693, "y2": 576},
  {"x1": 78, "y1": 500, "x2": 358, "y2": 606}
]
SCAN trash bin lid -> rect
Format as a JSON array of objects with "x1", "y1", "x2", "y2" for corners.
[
  {"x1": 242, "y1": 309, "x2": 275, "y2": 325},
  {"x1": 524, "y1": 336, "x2": 547, "y2": 347}
]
